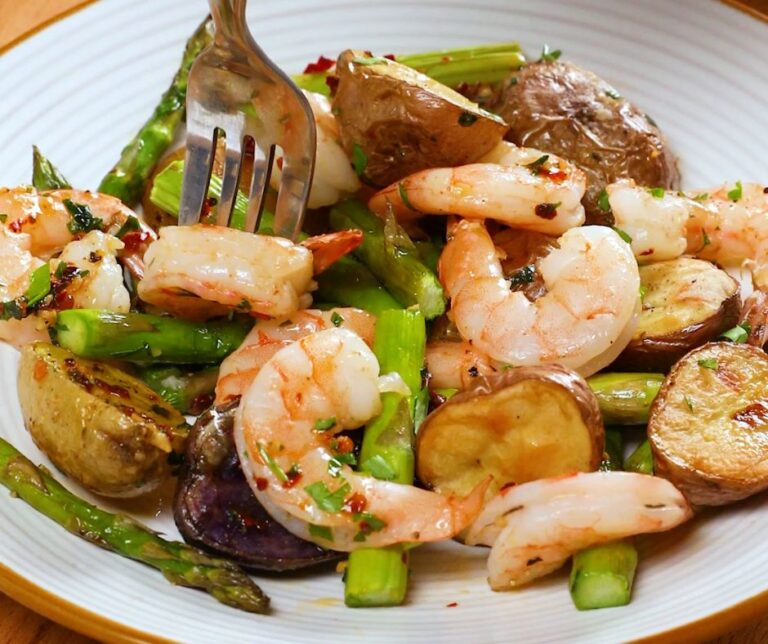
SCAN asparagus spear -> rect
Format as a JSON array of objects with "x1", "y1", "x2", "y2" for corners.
[
  {"x1": 0, "y1": 436, "x2": 269, "y2": 613},
  {"x1": 293, "y1": 43, "x2": 526, "y2": 97},
  {"x1": 55, "y1": 309, "x2": 251, "y2": 365},
  {"x1": 569, "y1": 429, "x2": 639, "y2": 610},
  {"x1": 314, "y1": 256, "x2": 401, "y2": 316},
  {"x1": 587, "y1": 373, "x2": 664, "y2": 425},
  {"x1": 31, "y1": 146, "x2": 72, "y2": 190},
  {"x1": 625, "y1": 440, "x2": 654, "y2": 475},
  {"x1": 97, "y1": 17, "x2": 214, "y2": 206},
  {"x1": 329, "y1": 201, "x2": 446, "y2": 319},
  {"x1": 137, "y1": 365, "x2": 218, "y2": 413},
  {"x1": 344, "y1": 309, "x2": 426, "y2": 607}
]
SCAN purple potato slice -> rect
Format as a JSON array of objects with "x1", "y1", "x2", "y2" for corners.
[{"x1": 174, "y1": 400, "x2": 340, "y2": 571}]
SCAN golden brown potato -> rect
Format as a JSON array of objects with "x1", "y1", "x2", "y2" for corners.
[
  {"x1": 417, "y1": 365, "x2": 603, "y2": 500},
  {"x1": 613, "y1": 258, "x2": 740, "y2": 372},
  {"x1": 495, "y1": 60, "x2": 679, "y2": 225},
  {"x1": 18, "y1": 343, "x2": 188, "y2": 497},
  {"x1": 648, "y1": 342, "x2": 768, "y2": 505},
  {"x1": 332, "y1": 50, "x2": 508, "y2": 187}
]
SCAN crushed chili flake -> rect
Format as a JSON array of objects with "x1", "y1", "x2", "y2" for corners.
[
  {"x1": 344, "y1": 492, "x2": 367, "y2": 514},
  {"x1": 255, "y1": 477, "x2": 269, "y2": 491},
  {"x1": 325, "y1": 75, "x2": 339, "y2": 94},
  {"x1": 200, "y1": 197, "x2": 218, "y2": 221},
  {"x1": 303, "y1": 55, "x2": 335, "y2": 74},
  {"x1": 276, "y1": 157, "x2": 284, "y2": 171},
  {"x1": 383, "y1": 54, "x2": 396, "y2": 60},
  {"x1": 8, "y1": 218, "x2": 24, "y2": 233},
  {"x1": 190, "y1": 393, "x2": 215, "y2": 415},
  {"x1": 640, "y1": 248, "x2": 654, "y2": 256},
  {"x1": 120, "y1": 230, "x2": 152, "y2": 254},
  {"x1": 534, "y1": 203, "x2": 558, "y2": 219},
  {"x1": 446, "y1": 602, "x2": 458, "y2": 608},
  {"x1": 54, "y1": 290, "x2": 74, "y2": 310},
  {"x1": 283, "y1": 465, "x2": 303, "y2": 489},
  {"x1": 33, "y1": 359, "x2": 48, "y2": 381},
  {"x1": 331, "y1": 435, "x2": 354, "y2": 454}
]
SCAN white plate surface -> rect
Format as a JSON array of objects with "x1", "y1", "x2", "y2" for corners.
[{"x1": 0, "y1": 1, "x2": 767, "y2": 642}]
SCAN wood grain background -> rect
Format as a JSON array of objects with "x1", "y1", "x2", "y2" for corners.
[{"x1": 0, "y1": 1, "x2": 766, "y2": 642}]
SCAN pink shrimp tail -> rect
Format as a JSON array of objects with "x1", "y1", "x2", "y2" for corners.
[{"x1": 302, "y1": 229, "x2": 363, "y2": 274}]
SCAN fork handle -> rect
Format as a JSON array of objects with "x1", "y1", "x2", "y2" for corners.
[{"x1": 209, "y1": 0, "x2": 248, "y2": 43}]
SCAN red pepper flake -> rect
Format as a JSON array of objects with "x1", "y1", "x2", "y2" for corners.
[
  {"x1": 303, "y1": 55, "x2": 335, "y2": 74},
  {"x1": 276, "y1": 157, "x2": 284, "y2": 171},
  {"x1": 331, "y1": 435, "x2": 354, "y2": 454},
  {"x1": 500, "y1": 481, "x2": 517, "y2": 492},
  {"x1": 383, "y1": 54, "x2": 396, "y2": 60},
  {"x1": 283, "y1": 465, "x2": 303, "y2": 489},
  {"x1": 8, "y1": 219, "x2": 23, "y2": 233},
  {"x1": 54, "y1": 291, "x2": 75, "y2": 310},
  {"x1": 532, "y1": 165, "x2": 567, "y2": 182},
  {"x1": 325, "y1": 75, "x2": 339, "y2": 94},
  {"x1": 95, "y1": 379, "x2": 130, "y2": 398},
  {"x1": 200, "y1": 197, "x2": 218, "y2": 221},
  {"x1": 640, "y1": 248, "x2": 654, "y2": 256},
  {"x1": 534, "y1": 203, "x2": 559, "y2": 219},
  {"x1": 189, "y1": 393, "x2": 215, "y2": 415},
  {"x1": 344, "y1": 492, "x2": 367, "y2": 514},
  {"x1": 446, "y1": 602, "x2": 458, "y2": 608},
  {"x1": 255, "y1": 477, "x2": 268, "y2": 491},
  {"x1": 120, "y1": 230, "x2": 152, "y2": 254},
  {"x1": 764, "y1": 186, "x2": 768, "y2": 194},
  {"x1": 33, "y1": 359, "x2": 48, "y2": 381}
]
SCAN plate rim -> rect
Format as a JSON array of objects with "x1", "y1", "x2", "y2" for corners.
[{"x1": 0, "y1": 1, "x2": 766, "y2": 642}]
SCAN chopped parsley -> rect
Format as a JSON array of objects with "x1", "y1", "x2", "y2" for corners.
[
  {"x1": 64, "y1": 199, "x2": 105, "y2": 234},
  {"x1": 684, "y1": 396, "x2": 694, "y2": 412},
  {"x1": 613, "y1": 227, "x2": 633, "y2": 244},
  {"x1": 692, "y1": 193, "x2": 709, "y2": 202},
  {"x1": 604, "y1": 86, "x2": 621, "y2": 99},
  {"x1": 639, "y1": 284, "x2": 648, "y2": 300},
  {"x1": 353, "y1": 512, "x2": 387, "y2": 542},
  {"x1": 304, "y1": 480, "x2": 350, "y2": 513},
  {"x1": 509, "y1": 264, "x2": 536, "y2": 287},
  {"x1": 351, "y1": 143, "x2": 367, "y2": 177},
  {"x1": 314, "y1": 417, "x2": 337, "y2": 432},
  {"x1": 115, "y1": 216, "x2": 141, "y2": 239},
  {"x1": 647, "y1": 187, "x2": 665, "y2": 199},
  {"x1": 727, "y1": 181, "x2": 743, "y2": 202},
  {"x1": 361, "y1": 454, "x2": 397, "y2": 481},
  {"x1": 25, "y1": 263, "x2": 51, "y2": 307},
  {"x1": 256, "y1": 444, "x2": 288, "y2": 483},
  {"x1": 525, "y1": 154, "x2": 550, "y2": 174},
  {"x1": 237, "y1": 299, "x2": 252, "y2": 311},
  {"x1": 598, "y1": 189, "x2": 611, "y2": 212},
  {"x1": 458, "y1": 111, "x2": 478, "y2": 127},
  {"x1": 0, "y1": 214, "x2": 7, "y2": 223},
  {"x1": 539, "y1": 45, "x2": 562, "y2": 62},
  {"x1": 330, "y1": 311, "x2": 344, "y2": 327},
  {"x1": 328, "y1": 452, "x2": 356, "y2": 478},
  {"x1": 308, "y1": 524, "x2": 334, "y2": 542},
  {"x1": 697, "y1": 358, "x2": 718, "y2": 370},
  {"x1": 720, "y1": 322, "x2": 751, "y2": 344},
  {"x1": 398, "y1": 182, "x2": 415, "y2": 210},
  {"x1": 701, "y1": 231, "x2": 711, "y2": 248}
]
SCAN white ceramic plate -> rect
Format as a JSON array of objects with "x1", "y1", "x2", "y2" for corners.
[{"x1": 1, "y1": 1, "x2": 767, "y2": 642}]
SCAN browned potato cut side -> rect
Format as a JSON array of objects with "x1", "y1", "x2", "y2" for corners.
[
  {"x1": 18, "y1": 343, "x2": 187, "y2": 497},
  {"x1": 613, "y1": 258, "x2": 740, "y2": 372},
  {"x1": 648, "y1": 342, "x2": 768, "y2": 505},
  {"x1": 332, "y1": 50, "x2": 508, "y2": 187},
  {"x1": 417, "y1": 365, "x2": 603, "y2": 500}
]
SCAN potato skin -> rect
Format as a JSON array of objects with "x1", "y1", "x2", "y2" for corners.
[
  {"x1": 613, "y1": 258, "x2": 740, "y2": 372},
  {"x1": 417, "y1": 365, "x2": 603, "y2": 500},
  {"x1": 18, "y1": 343, "x2": 186, "y2": 497},
  {"x1": 495, "y1": 60, "x2": 679, "y2": 225},
  {"x1": 649, "y1": 342, "x2": 768, "y2": 505},
  {"x1": 332, "y1": 50, "x2": 508, "y2": 187}
]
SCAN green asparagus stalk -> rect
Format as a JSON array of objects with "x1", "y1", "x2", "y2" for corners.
[
  {"x1": 31, "y1": 146, "x2": 72, "y2": 190},
  {"x1": 55, "y1": 310, "x2": 251, "y2": 365},
  {"x1": 625, "y1": 440, "x2": 654, "y2": 475},
  {"x1": 345, "y1": 309, "x2": 426, "y2": 607},
  {"x1": 149, "y1": 160, "x2": 266, "y2": 232},
  {"x1": 97, "y1": 17, "x2": 214, "y2": 205},
  {"x1": 587, "y1": 373, "x2": 664, "y2": 425},
  {"x1": 137, "y1": 365, "x2": 218, "y2": 413},
  {"x1": 569, "y1": 429, "x2": 639, "y2": 610},
  {"x1": 329, "y1": 201, "x2": 446, "y2": 319},
  {"x1": 314, "y1": 256, "x2": 401, "y2": 316},
  {"x1": 0, "y1": 436, "x2": 269, "y2": 613},
  {"x1": 293, "y1": 43, "x2": 526, "y2": 97}
]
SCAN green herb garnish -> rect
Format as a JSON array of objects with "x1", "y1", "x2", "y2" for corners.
[
  {"x1": 314, "y1": 417, "x2": 337, "y2": 432},
  {"x1": 361, "y1": 454, "x2": 397, "y2": 481},
  {"x1": 304, "y1": 480, "x2": 351, "y2": 513},
  {"x1": 398, "y1": 182, "x2": 415, "y2": 210},
  {"x1": 720, "y1": 322, "x2": 751, "y2": 344},
  {"x1": 309, "y1": 524, "x2": 334, "y2": 542},
  {"x1": 525, "y1": 154, "x2": 550, "y2": 174},
  {"x1": 684, "y1": 396, "x2": 694, "y2": 411},
  {"x1": 115, "y1": 216, "x2": 141, "y2": 239},
  {"x1": 331, "y1": 311, "x2": 344, "y2": 327},
  {"x1": 25, "y1": 263, "x2": 51, "y2": 307},
  {"x1": 64, "y1": 199, "x2": 105, "y2": 234},
  {"x1": 256, "y1": 444, "x2": 288, "y2": 483},
  {"x1": 509, "y1": 264, "x2": 536, "y2": 287},
  {"x1": 598, "y1": 189, "x2": 611, "y2": 212},
  {"x1": 727, "y1": 181, "x2": 743, "y2": 202},
  {"x1": 613, "y1": 227, "x2": 633, "y2": 244},
  {"x1": 540, "y1": 45, "x2": 562, "y2": 62},
  {"x1": 351, "y1": 144, "x2": 367, "y2": 177},
  {"x1": 458, "y1": 111, "x2": 478, "y2": 126},
  {"x1": 647, "y1": 187, "x2": 665, "y2": 199},
  {"x1": 697, "y1": 358, "x2": 718, "y2": 370},
  {"x1": 328, "y1": 452, "x2": 357, "y2": 478}
]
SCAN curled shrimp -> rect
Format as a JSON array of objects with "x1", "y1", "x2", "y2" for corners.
[
  {"x1": 138, "y1": 224, "x2": 315, "y2": 320},
  {"x1": 609, "y1": 179, "x2": 768, "y2": 287},
  {"x1": 0, "y1": 187, "x2": 149, "y2": 259},
  {"x1": 465, "y1": 472, "x2": 692, "y2": 590},
  {"x1": 233, "y1": 327, "x2": 486, "y2": 550},
  {"x1": 270, "y1": 91, "x2": 360, "y2": 209},
  {"x1": 368, "y1": 142, "x2": 586, "y2": 235},
  {"x1": 216, "y1": 307, "x2": 376, "y2": 403},
  {"x1": 439, "y1": 219, "x2": 640, "y2": 376}
]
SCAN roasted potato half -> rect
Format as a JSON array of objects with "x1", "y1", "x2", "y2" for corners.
[
  {"x1": 648, "y1": 342, "x2": 768, "y2": 505},
  {"x1": 417, "y1": 365, "x2": 603, "y2": 500},
  {"x1": 332, "y1": 50, "x2": 508, "y2": 187},
  {"x1": 613, "y1": 258, "x2": 739, "y2": 372},
  {"x1": 18, "y1": 343, "x2": 188, "y2": 497}
]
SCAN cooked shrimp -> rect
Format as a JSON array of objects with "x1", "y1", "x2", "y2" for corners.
[
  {"x1": 465, "y1": 472, "x2": 692, "y2": 590},
  {"x1": 216, "y1": 307, "x2": 376, "y2": 403},
  {"x1": 609, "y1": 180, "x2": 768, "y2": 287},
  {"x1": 426, "y1": 341, "x2": 499, "y2": 390},
  {"x1": 300, "y1": 229, "x2": 362, "y2": 275},
  {"x1": 439, "y1": 219, "x2": 640, "y2": 376},
  {"x1": 369, "y1": 142, "x2": 586, "y2": 235},
  {"x1": 233, "y1": 328, "x2": 486, "y2": 550},
  {"x1": 138, "y1": 224, "x2": 315, "y2": 320},
  {"x1": 270, "y1": 91, "x2": 360, "y2": 209},
  {"x1": 0, "y1": 187, "x2": 146, "y2": 259}
]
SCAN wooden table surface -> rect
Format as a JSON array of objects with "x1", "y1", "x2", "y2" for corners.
[{"x1": 1, "y1": 1, "x2": 768, "y2": 642}]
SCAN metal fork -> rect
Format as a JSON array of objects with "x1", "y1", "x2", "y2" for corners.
[{"x1": 179, "y1": 0, "x2": 316, "y2": 240}]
